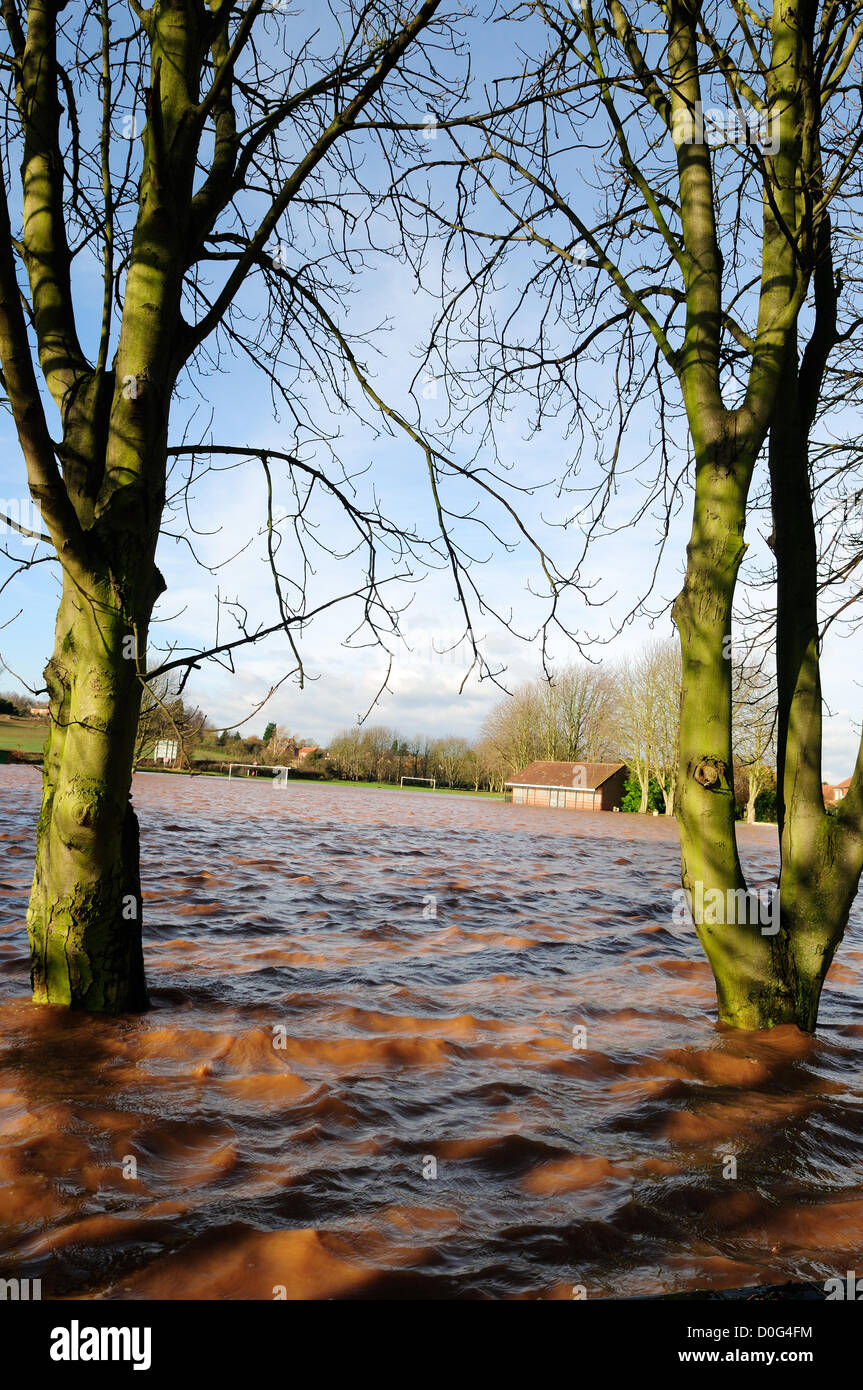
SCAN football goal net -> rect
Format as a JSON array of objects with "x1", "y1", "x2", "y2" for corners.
[
  {"x1": 400, "y1": 775, "x2": 436, "y2": 790},
  {"x1": 227, "y1": 763, "x2": 282, "y2": 780}
]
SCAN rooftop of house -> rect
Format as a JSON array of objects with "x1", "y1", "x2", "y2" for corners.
[{"x1": 506, "y1": 760, "x2": 627, "y2": 790}]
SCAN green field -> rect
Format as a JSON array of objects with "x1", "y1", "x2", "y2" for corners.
[
  {"x1": 0, "y1": 717, "x2": 48, "y2": 754},
  {"x1": 0, "y1": 721, "x2": 245, "y2": 763},
  {"x1": 317, "y1": 779, "x2": 503, "y2": 798},
  {"x1": 207, "y1": 773, "x2": 504, "y2": 798}
]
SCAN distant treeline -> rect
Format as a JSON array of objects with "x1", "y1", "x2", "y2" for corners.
[
  {"x1": 325, "y1": 644, "x2": 777, "y2": 819},
  {"x1": 0, "y1": 690, "x2": 32, "y2": 716}
]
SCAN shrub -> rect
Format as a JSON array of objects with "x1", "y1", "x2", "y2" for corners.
[{"x1": 620, "y1": 772, "x2": 664, "y2": 812}]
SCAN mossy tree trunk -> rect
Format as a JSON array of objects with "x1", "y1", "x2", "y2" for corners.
[
  {"x1": 28, "y1": 572, "x2": 156, "y2": 1010},
  {"x1": 672, "y1": 421, "x2": 792, "y2": 1028},
  {"x1": 0, "y1": 0, "x2": 196, "y2": 1009},
  {"x1": 763, "y1": 253, "x2": 863, "y2": 1029},
  {"x1": 667, "y1": 0, "x2": 826, "y2": 1028}
]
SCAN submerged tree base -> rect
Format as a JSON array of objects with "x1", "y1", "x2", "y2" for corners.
[
  {"x1": 698, "y1": 919, "x2": 837, "y2": 1034},
  {"x1": 28, "y1": 786, "x2": 148, "y2": 1015}
]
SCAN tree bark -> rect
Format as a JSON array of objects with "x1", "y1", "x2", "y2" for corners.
[
  {"x1": 27, "y1": 569, "x2": 153, "y2": 1010},
  {"x1": 764, "y1": 335, "x2": 863, "y2": 1031},
  {"x1": 672, "y1": 426, "x2": 782, "y2": 1028},
  {"x1": 671, "y1": 401, "x2": 835, "y2": 1033},
  {"x1": 664, "y1": 0, "x2": 824, "y2": 1029}
]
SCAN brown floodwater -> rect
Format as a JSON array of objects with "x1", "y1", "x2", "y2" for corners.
[{"x1": 1, "y1": 765, "x2": 863, "y2": 1300}]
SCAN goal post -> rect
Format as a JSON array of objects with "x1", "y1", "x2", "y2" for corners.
[
  {"x1": 227, "y1": 762, "x2": 279, "y2": 780},
  {"x1": 400, "y1": 775, "x2": 436, "y2": 790}
]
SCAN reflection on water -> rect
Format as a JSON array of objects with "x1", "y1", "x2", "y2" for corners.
[{"x1": 1, "y1": 766, "x2": 863, "y2": 1299}]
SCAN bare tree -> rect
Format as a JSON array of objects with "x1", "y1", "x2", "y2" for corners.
[
  {"x1": 432, "y1": 734, "x2": 470, "y2": 786},
  {"x1": 733, "y1": 660, "x2": 776, "y2": 824},
  {"x1": 482, "y1": 662, "x2": 618, "y2": 773},
  {"x1": 418, "y1": 0, "x2": 863, "y2": 1029},
  {"x1": 554, "y1": 664, "x2": 619, "y2": 761},
  {"x1": 647, "y1": 640, "x2": 682, "y2": 816},
  {"x1": 481, "y1": 680, "x2": 541, "y2": 774},
  {"x1": 0, "y1": 1, "x2": 581, "y2": 1012},
  {"x1": 134, "y1": 674, "x2": 203, "y2": 769},
  {"x1": 328, "y1": 727, "x2": 366, "y2": 781},
  {"x1": 616, "y1": 654, "x2": 655, "y2": 814},
  {"x1": 616, "y1": 640, "x2": 680, "y2": 814}
]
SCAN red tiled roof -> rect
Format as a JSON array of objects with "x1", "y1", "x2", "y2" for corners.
[{"x1": 506, "y1": 760, "x2": 626, "y2": 790}]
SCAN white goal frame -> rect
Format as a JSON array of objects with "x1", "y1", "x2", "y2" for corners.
[{"x1": 400, "y1": 775, "x2": 436, "y2": 790}]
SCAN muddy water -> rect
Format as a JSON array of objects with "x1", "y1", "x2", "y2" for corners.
[{"x1": 1, "y1": 766, "x2": 863, "y2": 1300}]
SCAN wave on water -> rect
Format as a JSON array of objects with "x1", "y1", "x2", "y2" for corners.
[{"x1": 1, "y1": 768, "x2": 862, "y2": 1299}]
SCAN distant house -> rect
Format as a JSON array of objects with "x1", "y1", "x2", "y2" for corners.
[
  {"x1": 506, "y1": 760, "x2": 630, "y2": 811},
  {"x1": 823, "y1": 777, "x2": 852, "y2": 806},
  {"x1": 297, "y1": 745, "x2": 319, "y2": 761},
  {"x1": 29, "y1": 705, "x2": 49, "y2": 717},
  {"x1": 272, "y1": 736, "x2": 299, "y2": 761}
]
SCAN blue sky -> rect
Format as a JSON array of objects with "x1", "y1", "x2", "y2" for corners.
[{"x1": 0, "y1": 4, "x2": 860, "y2": 780}]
